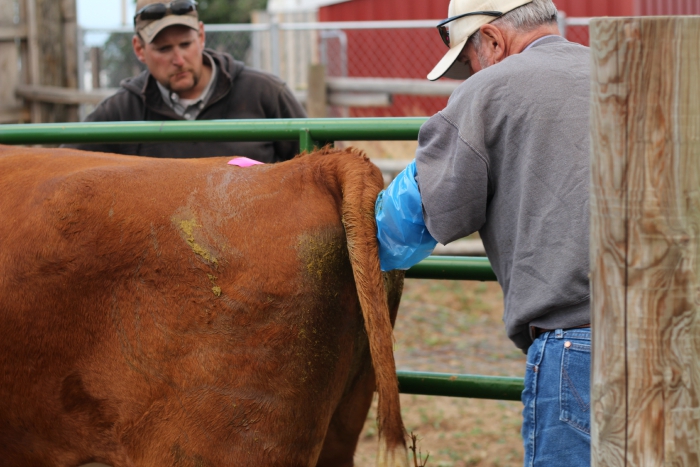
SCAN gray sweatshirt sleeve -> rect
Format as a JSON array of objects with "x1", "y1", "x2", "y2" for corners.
[{"x1": 415, "y1": 113, "x2": 489, "y2": 245}]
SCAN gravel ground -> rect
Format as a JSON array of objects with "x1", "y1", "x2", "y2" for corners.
[{"x1": 354, "y1": 279, "x2": 527, "y2": 467}]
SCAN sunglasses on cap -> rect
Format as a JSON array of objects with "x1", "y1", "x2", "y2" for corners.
[
  {"x1": 437, "y1": 10, "x2": 503, "y2": 48},
  {"x1": 133, "y1": 0, "x2": 197, "y2": 25}
]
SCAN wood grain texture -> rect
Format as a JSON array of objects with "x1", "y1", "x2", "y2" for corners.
[
  {"x1": 29, "y1": 0, "x2": 78, "y2": 122},
  {"x1": 590, "y1": 16, "x2": 700, "y2": 467},
  {"x1": 307, "y1": 63, "x2": 327, "y2": 118},
  {"x1": 0, "y1": 0, "x2": 23, "y2": 122}
]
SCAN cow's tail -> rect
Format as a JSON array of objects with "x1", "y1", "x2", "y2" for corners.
[{"x1": 330, "y1": 148, "x2": 409, "y2": 467}]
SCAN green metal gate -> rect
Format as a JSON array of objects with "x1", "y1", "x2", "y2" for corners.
[{"x1": 0, "y1": 117, "x2": 524, "y2": 401}]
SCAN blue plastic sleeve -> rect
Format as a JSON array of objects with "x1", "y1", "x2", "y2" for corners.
[{"x1": 375, "y1": 160, "x2": 438, "y2": 271}]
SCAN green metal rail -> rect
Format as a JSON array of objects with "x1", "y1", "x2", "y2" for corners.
[
  {"x1": 397, "y1": 371, "x2": 522, "y2": 401},
  {"x1": 406, "y1": 255, "x2": 496, "y2": 281},
  {"x1": 0, "y1": 117, "x2": 427, "y2": 153},
  {"x1": 401, "y1": 258, "x2": 521, "y2": 398},
  {"x1": 0, "y1": 118, "x2": 524, "y2": 400}
]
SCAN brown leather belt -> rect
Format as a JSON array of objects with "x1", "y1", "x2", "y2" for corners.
[{"x1": 530, "y1": 323, "x2": 590, "y2": 340}]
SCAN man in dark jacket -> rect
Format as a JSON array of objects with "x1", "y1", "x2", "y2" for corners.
[{"x1": 64, "y1": 0, "x2": 306, "y2": 162}]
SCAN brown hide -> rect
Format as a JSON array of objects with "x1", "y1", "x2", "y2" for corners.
[{"x1": 0, "y1": 145, "x2": 407, "y2": 467}]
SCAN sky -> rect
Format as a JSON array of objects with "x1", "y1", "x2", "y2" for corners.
[
  {"x1": 77, "y1": 0, "x2": 136, "y2": 29},
  {"x1": 77, "y1": 0, "x2": 137, "y2": 46}
]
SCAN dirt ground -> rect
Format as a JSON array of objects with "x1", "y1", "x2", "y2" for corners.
[
  {"x1": 354, "y1": 278, "x2": 527, "y2": 467},
  {"x1": 335, "y1": 140, "x2": 419, "y2": 161}
]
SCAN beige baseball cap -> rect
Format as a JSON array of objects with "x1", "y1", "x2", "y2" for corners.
[
  {"x1": 427, "y1": 0, "x2": 534, "y2": 81},
  {"x1": 134, "y1": 0, "x2": 200, "y2": 44}
]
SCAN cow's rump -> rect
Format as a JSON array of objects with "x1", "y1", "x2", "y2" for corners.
[{"x1": 0, "y1": 145, "x2": 407, "y2": 467}]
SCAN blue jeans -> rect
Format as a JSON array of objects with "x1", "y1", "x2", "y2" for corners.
[{"x1": 521, "y1": 328, "x2": 591, "y2": 467}]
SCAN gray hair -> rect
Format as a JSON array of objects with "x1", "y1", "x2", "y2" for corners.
[{"x1": 470, "y1": 0, "x2": 558, "y2": 49}]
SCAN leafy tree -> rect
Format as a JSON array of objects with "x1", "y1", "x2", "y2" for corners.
[
  {"x1": 102, "y1": 33, "x2": 145, "y2": 88},
  {"x1": 198, "y1": 0, "x2": 268, "y2": 24},
  {"x1": 197, "y1": 0, "x2": 269, "y2": 61}
]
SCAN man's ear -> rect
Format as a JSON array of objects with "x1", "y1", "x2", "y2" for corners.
[
  {"x1": 479, "y1": 24, "x2": 507, "y2": 64},
  {"x1": 132, "y1": 34, "x2": 147, "y2": 63},
  {"x1": 198, "y1": 21, "x2": 205, "y2": 48}
]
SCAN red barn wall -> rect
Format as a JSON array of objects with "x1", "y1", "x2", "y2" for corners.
[
  {"x1": 319, "y1": 0, "x2": 700, "y2": 21},
  {"x1": 318, "y1": 0, "x2": 698, "y2": 117},
  {"x1": 637, "y1": 0, "x2": 700, "y2": 15},
  {"x1": 551, "y1": 0, "x2": 635, "y2": 17},
  {"x1": 319, "y1": 0, "x2": 451, "y2": 116},
  {"x1": 319, "y1": 0, "x2": 449, "y2": 21}
]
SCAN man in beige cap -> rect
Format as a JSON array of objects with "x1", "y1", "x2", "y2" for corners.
[
  {"x1": 65, "y1": 0, "x2": 306, "y2": 162},
  {"x1": 375, "y1": 0, "x2": 592, "y2": 465}
]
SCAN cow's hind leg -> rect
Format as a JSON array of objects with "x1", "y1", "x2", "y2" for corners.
[
  {"x1": 316, "y1": 270, "x2": 405, "y2": 467},
  {"x1": 315, "y1": 358, "x2": 375, "y2": 467}
]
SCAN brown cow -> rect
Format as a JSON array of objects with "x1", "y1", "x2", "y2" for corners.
[{"x1": 0, "y1": 144, "x2": 408, "y2": 467}]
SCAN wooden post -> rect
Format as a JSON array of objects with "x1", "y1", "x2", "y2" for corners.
[
  {"x1": 24, "y1": 0, "x2": 78, "y2": 123},
  {"x1": 590, "y1": 16, "x2": 700, "y2": 466},
  {"x1": 61, "y1": 0, "x2": 78, "y2": 92},
  {"x1": 90, "y1": 46, "x2": 101, "y2": 90},
  {"x1": 25, "y1": 0, "x2": 41, "y2": 123},
  {"x1": 306, "y1": 63, "x2": 327, "y2": 118},
  {"x1": 0, "y1": 0, "x2": 27, "y2": 123}
]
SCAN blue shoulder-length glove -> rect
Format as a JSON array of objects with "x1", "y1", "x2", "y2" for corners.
[{"x1": 375, "y1": 160, "x2": 438, "y2": 271}]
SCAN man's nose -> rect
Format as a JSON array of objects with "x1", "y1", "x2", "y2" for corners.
[{"x1": 172, "y1": 48, "x2": 185, "y2": 66}]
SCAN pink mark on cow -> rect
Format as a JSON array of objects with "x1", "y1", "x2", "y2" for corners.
[{"x1": 228, "y1": 157, "x2": 264, "y2": 168}]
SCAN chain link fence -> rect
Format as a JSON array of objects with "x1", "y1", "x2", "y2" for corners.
[
  {"x1": 80, "y1": 15, "x2": 592, "y2": 118},
  {"x1": 563, "y1": 17, "x2": 592, "y2": 47}
]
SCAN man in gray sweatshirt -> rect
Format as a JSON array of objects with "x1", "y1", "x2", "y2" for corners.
[{"x1": 375, "y1": 0, "x2": 591, "y2": 465}]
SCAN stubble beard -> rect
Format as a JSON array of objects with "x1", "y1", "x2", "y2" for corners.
[
  {"x1": 167, "y1": 68, "x2": 200, "y2": 94},
  {"x1": 476, "y1": 45, "x2": 493, "y2": 70}
]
